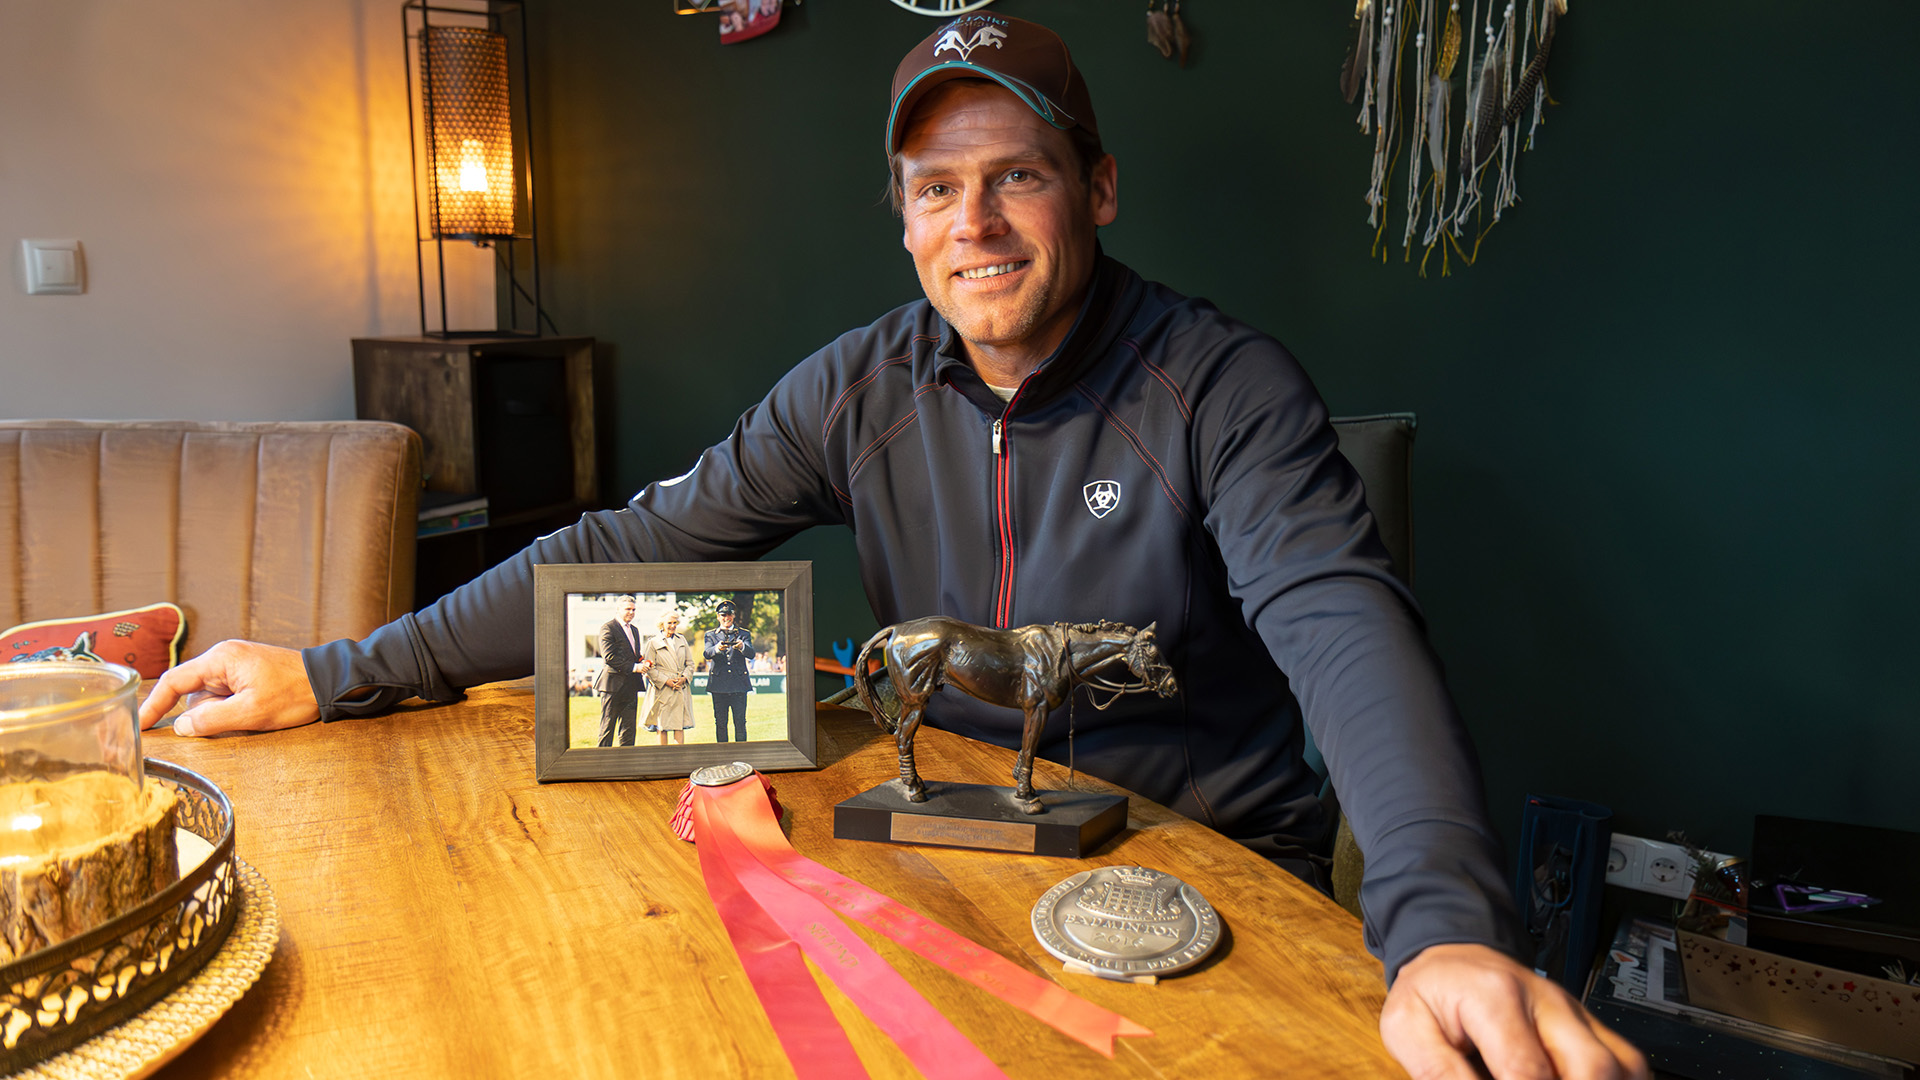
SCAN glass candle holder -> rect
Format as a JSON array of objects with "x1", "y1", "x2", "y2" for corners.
[{"x1": 0, "y1": 662, "x2": 144, "y2": 867}]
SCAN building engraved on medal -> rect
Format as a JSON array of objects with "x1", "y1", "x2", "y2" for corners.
[{"x1": 1031, "y1": 866, "x2": 1222, "y2": 978}]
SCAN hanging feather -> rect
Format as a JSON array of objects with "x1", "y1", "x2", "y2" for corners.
[
  {"x1": 1502, "y1": 0, "x2": 1557, "y2": 127},
  {"x1": 1357, "y1": 0, "x2": 1379, "y2": 132},
  {"x1": 1489, "y1": 0, "x2": 1523, "y2": 218},
  {"x1": 1436, "y1": 4, "x2": 1461, "y2": 79},
  {"x1": 1426, "y1": 74, "x2": 1450, "y2": 180},
  {"x1": 1467, "y1": 43, "x2": 1505, "y2": 168},
  {"x1": 1374, "y1": 2, "x2": 1395, "y2": 124},
  {"x1": 1170, "y1": 0, "x2": 1191, "y2": 67},
  {"x1": 1402, "y1": 0, "x2": 1436, "y2": 251},
  {"x1": 1146, "y1": 0, "x2": 1174, "y2": 60},
  {"x1": 1341, "y1": 9, "x2": 1373, "y2": 102},
  {"x1": 1365, "y1": 1, "x2": 1398, "y2": 222}
]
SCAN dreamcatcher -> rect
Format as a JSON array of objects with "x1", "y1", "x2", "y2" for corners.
[{"x1": 1342, "y1": 0, "x2": 1567, "y2": 274}]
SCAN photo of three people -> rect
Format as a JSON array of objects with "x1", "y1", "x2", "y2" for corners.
[{"x1": 565, "y1": 590, "x2": 788, "y2": 749}]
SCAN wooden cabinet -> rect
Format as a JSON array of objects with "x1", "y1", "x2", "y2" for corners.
[{"x1": 352, "y1": 335, "x2": 599, "y2": 607}]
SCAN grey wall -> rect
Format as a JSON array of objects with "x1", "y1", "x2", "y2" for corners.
[
  {"x1": 0, "y1": 0, "x2": 488, "y2": 421},
  {"x1": 528, "y1": 0, "x2": 1919, "y2": 855}
]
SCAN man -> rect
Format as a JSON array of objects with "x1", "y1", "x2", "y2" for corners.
[
  {"x1": 139, "y1": 15, "x2": 1643, "y2": 1079},
  {"x1": 703, "y1": 600, "x2": 756, "y2": 742},
  {"x1": 594, "y1": 595, "x2": 646, "y2": 747}
]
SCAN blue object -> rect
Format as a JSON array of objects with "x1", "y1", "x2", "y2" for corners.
[
  {"x1": 831, "y1": 637, "x2": 856, "y2": 689},
  {"x1": 1515, "y1": 794, "x2": 1612, "y2": 995}
]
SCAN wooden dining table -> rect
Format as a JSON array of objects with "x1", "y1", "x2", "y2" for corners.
[{"x1": 141, "y1": 680, "x2": 1403, "y2": 1079}]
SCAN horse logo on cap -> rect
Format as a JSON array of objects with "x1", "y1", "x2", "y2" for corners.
[
  {"x1": 1083, "y1": 480, "x2": 1121, "y2": 519},
  {"x1": 933, "y1": 23, "x2": 1007, "y2": 62}
]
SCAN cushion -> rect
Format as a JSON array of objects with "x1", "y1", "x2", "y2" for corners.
[{"x1": 3, "y1": 603, "x2": 187, "y2": 678}]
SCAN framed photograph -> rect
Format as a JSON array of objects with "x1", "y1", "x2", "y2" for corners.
[{"x1": 533, "y1": 561, "x2": 815, "y2": 781}]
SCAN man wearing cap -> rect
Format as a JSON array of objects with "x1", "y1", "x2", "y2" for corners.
[
  {"x1": 143, "y1": 13, "x2": 1643, "y2": 1079},
  {"x1": 703, "y1": 600, "x2": 756, "y2": 742}
]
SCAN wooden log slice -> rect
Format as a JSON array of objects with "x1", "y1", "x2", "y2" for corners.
[{"x1": 0, "y1": 777, "x2": 180, "y2": 962}]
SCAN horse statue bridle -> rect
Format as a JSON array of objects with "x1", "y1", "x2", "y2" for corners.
[{"x1": 1072, "y1": 632, "x2": 1171, "y2": 710}]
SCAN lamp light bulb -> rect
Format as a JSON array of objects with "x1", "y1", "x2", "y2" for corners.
[{"x1": 458, "y1": 139, "x2": 490, "y2": 193}]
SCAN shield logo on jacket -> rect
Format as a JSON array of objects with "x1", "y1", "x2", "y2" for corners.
[{"x1": 1083, "y1": 480, "x2": 1122, "y2": 519}]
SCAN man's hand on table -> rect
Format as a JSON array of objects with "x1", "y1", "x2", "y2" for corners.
[
  {"x1": 138, "y1": 640, "x2": 322, "y2": 737},
  {"x1": 1381, "y1": 943, "x2": 1648, "y2": 1080}
]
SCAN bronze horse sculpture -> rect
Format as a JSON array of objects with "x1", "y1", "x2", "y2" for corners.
[{"x1": 853, "y1": 617, "x2": 1177, "y2": 813}]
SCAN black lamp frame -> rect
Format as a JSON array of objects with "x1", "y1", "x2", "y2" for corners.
[{"x1": 402, "y1": 0, "x2": 547, "y2": 338}]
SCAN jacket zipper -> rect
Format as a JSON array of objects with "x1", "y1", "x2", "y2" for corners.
[
  {"x1": 990, "y1": 384, "x2": 1023, "y2": 628},
  {"x1": 993, "y1": 417, "x2": 1012, "y2": 627}
]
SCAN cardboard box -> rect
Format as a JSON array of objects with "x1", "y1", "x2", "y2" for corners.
[{"x1": 1679, "y1": 930, "x2": 1920, "y2": 1065}]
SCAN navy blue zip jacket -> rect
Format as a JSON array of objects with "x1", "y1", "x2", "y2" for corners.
[{"x1": 306, "y1": 255, "x2": 1525, "y2": 980}]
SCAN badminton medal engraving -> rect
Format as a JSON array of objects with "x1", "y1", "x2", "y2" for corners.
[{"x1": 1031, "y1": 866, "x2": 1221, "y2": 981}]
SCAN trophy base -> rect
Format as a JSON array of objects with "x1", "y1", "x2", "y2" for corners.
[{"x1": 833, "y1": 779, "x2": 1127, "y2": 857}]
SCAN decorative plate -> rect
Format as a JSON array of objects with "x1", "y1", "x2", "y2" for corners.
[{"x1": 887, "y1": 0, "x2": 998, "y2": 16}]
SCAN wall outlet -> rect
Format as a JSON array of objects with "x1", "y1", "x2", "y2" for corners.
[{"x1": 1605, "y1": 834, "x2": 1732, "y2": 900}]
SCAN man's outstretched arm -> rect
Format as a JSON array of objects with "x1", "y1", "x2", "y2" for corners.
[
  {"x1": 1186, "y1": 335, "x2": 1644, "y2": 1078},
  {"x1": 139, "y1": 348, "x2": 851, "y2": 738}
]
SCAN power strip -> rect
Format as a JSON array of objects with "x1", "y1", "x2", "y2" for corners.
[{"x1": 1605, "y1": 834, "x2": 1734, "y2": 900}]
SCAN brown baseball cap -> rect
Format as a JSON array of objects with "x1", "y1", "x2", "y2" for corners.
[{"x1": 886, "y1": 13, "x2": 1099, "y2": 156}]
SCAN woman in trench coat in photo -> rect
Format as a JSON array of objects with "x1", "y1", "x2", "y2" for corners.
[{"x1": 640, "y1": 612, "x2": 694, "y2": 745}]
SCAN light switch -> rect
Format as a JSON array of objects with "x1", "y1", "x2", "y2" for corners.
[{"x1": 22, "y1": 239, "x2": 84, "y2": 295}]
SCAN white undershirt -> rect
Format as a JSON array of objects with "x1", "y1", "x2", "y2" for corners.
[{"x1": 986, "y1": 383, "x2": 1018, "y2": 402}]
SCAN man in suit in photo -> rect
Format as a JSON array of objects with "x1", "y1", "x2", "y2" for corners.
[{"x1": 593, "y1": 595, "x2": 646, "y2": 747}]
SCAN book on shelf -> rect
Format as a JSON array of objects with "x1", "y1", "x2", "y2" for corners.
[{"x1": 417, "y1": 491, "x2": 488, "y2": 537}]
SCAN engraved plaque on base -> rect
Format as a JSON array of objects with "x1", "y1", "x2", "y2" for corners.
[{"x1": 833, "y1": 779, "x2": 1126, "y2": 857}]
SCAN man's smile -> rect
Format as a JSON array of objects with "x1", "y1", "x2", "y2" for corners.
[{"x1": 956, "y1": 260, "x2": 1030, "y2": 280}]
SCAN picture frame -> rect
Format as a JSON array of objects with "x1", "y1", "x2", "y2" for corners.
[{"x1": 533, "y1": 561, "x2": 815, "y2": 781}]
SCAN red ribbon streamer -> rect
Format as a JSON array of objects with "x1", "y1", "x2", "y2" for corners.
[
  {"x1": 691, "y1": 798, "x2": 870, "y2": 1080},
  {"x1": 693, "y1": 781, "x2": 1006, "y2": 1079},
  {"x1": 686, "y1": 775, "x2": 1152, "y2": 1080}
]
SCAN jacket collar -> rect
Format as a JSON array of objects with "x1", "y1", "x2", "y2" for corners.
[{"x1": 932, "y1": 250, "x2": 1140, "y2": 417}]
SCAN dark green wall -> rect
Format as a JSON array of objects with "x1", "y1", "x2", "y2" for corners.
[{"x1": 529, "y1": 1, "x2": 1920, "y2": 856}]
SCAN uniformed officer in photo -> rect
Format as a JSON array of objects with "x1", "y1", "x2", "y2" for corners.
[{"x1": 703, "y1": 600, "x2": 756, "y2": 742}]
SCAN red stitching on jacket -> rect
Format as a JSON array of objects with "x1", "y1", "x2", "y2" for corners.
[
  {"x1": 821, "y1": 335, "x2": 937, "y2": 438},
  {"x1": 1122, "y1": 339, "x2": 1192, "y2": 423},
  {"x1": 846, "y1": 409, "x2": 920, "y2": 484},
  {"x1": 1076, "y1": 382, "x2": 1190, "y2": 521}
]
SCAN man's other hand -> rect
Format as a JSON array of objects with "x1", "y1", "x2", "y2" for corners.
[
  {"x1": 139, "y1": 640, "x2": 322, "y2": 737},
  {"x1": 1381, "y1": 943, "x2": 1648, "y2": 1080}
]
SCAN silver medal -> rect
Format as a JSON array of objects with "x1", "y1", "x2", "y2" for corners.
[
  {"x1": 1031, "y1": 866, "x2": 1221, "y2": 979},
  {"x1": 690, "y1": 761, "x2": 755, "y2": 787}
]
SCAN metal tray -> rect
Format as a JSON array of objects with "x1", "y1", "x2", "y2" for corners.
[{"x1": 0, "y1": 760, "x2": 238, "y2": 1074}]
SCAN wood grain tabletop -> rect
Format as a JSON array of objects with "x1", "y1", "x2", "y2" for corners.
[{"x1": 141, "y1": 681, "x2": 1402, "y2": 1079}]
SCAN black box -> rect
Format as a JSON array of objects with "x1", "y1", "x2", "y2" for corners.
[{"x1": 834, "y1": 780, "x2": 1126, "y2": 857}]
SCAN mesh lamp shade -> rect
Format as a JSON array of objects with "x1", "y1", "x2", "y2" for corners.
[{"x1": 421, "y1": 26, "x2": 516, "y2": 240}]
